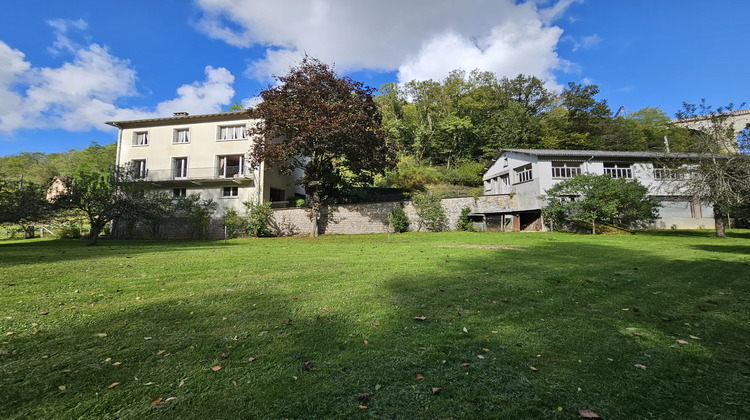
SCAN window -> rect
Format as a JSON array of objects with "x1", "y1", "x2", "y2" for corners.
[
  {"x1": 502, "y1": 157, "x2": 509, "y2": 168},
  {"x1": 132, "y1": 131, "x2": 149, "y2": 146},
  {"x1": 217, "y1": 125, "x2": 246, "y2": 141},
  {"x1": 514, "y1": 164, "x2": 533, "y2": 184},
  {"x1": 173, "y1": 128, "x2": 190, "y2": 144},
  {"x1": 604, "y1": 163, "x2": 632, "y2": 179},
  {"x1": 222, "y1": 186, "x2": 239, "y2": 197},
  {"x1": 130, "y1": 159, "x2": 147, "y2": 178},
  {"x1": 173, "y1": 188, "x2": 186, "y2": 198},
  {"x1": 217, "y1": 155, "x2": 245, "y2": 178},
  {"x1": 270, "y1": 188, "x2": 285, "y2": 202},
  {"x1": 653, "y1": 167, "x2": 681, "y2": 180},
  {"x1": 551, "y1": 162, "x2": 581, "y2": 179},
  {"x1": 173, "y1": 157, "x2": 188, "y2": 179}
]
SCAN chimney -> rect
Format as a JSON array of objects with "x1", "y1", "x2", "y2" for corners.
[{"x1": 173, "y1": 112, "x2": 189, "y2": 117}]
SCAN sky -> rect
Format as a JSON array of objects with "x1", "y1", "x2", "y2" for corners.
[{"x1": 1, "y1": 0, "x2": 748, "y2": 156}]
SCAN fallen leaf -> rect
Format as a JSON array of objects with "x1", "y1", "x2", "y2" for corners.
[
  {"x1": 58, "y1": 385, "x2": 66, "y2": 391},
  {"x1": 112, "y1": 362, "x2": 121, "y2": 366},
  {"x1": 491, "y1": 331, "x2": 498, "y2": 334},
  {"x1": 248, "y1": 357, "x2": 256, "y2": 362},
  {"x1": 178, "y1": 381, "x2": 184, "y2": 387},
  {"x1": 232, "y1": 381, "x2": 237, "y2": 387},
  {"x1": 31, "y1": 323, "x2": 38, "y2": 327},
  {"x1": 363, "y1": 340, "x2": 369, "y2": 344},
  {"x1": 39, "y1": 312, "x2": 49, "y2": 315},
  {"x1": 108, "y1": 382, "x2": 120, "y2": 388},
  {"x1": 150, "y1": 396, "x2": 162, "y2": 406},
  {"x1": 461, "y1": 363, "x2": 471, "y2": 367},
  {"x1": 431, "y1": 387, "x2": 442, "y2": 395},
  {"x1": 211, "y1": 365, "x2": 222, "y2": 372},
  {"x1": 165, "y1": 397, "x2": 176, "y2": 402},
  {"x1": 578, "y1": 409, "x2": 601, "y2": 418},
  {"x1": 632, "y1": 332, "x2": 643, "y2": 337},
  {"x1": 676, "y1": 339, "x2": 689, "y2": 345},
  {"x1": 415, "y1": 373, "x2": 423, "y2": 380},
  {"x1": 156, "y1": 350, "x2": 165, "y2": 355},
  {"x1": 690, "y1": 335, "x2": 701, "y2": 340},
  {"x1": 322, "y1": 307, "x2": 329, "y2": 312},
  {"x1": 529, "y1": 366, "x2": 538, "y2": 371},
  {"x1": 462, "y1": 327, "x2": 468, "y2": 333},
  {"x1": 477, "y1": 354, "x2": 484, "y2": 359},
  {"x1": 284, "y1": 318, "x2": 292, "y2": 325},
  {"x1": 621, "y1": 308, "x2": 629, "y2": 311},
  {"x1": 105, "y1": 358, "x2": 112, "y2": 362},
  {"x1": 304, "y1": 360, "x2": 313, "y2": 371},
  {"x1": 358, "y1": 405, "x2": 368, "y2": 410},
  {"x1": 634, "y1": 364, "x2": 647, "y2": 370},
  {"x1": 358, "y1": 393, "x2": 370, "y2": 402},
  {"x1": 144, "y1": 382, "x2": 154, "y2": 386},
  {"x1": 413, "y1": 316, "x2": 426, "y2": 321}
]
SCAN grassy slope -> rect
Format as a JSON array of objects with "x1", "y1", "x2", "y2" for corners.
[{"x1": 1, "y1": 231, "x2": 748, "y2": 419}]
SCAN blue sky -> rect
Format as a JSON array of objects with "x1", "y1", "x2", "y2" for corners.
[{"x1": 1, "y1": 0, "x2": 748, "y2": 156}]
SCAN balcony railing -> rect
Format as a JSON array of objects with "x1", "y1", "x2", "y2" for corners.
[{"x1": 138, "y1": 167, "x2": 252, "y2": 182}]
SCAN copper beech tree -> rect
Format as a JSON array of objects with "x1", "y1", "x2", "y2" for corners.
[{"x1": 248, "y1": 56, "x2": 394, "y2": 236}]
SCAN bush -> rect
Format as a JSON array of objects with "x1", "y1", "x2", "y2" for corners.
[
  {"x1": 412, "y1": 193, "x2": 447, "y2": 232},
  {"x1": 436, "y1": 161, "x2": 485, "y2": 187},
  {"x1": 287, "y1": 197, "x2": 306, "y2": 207},
  {"x1": 59, "y1": 222, "x2": 81, "y2": 239},
  {"x1": 222, "y1": 208, "x2": 247, "y2": 238},
  {"x1": 455, "y1": 206, "x2": 476, "y2": 231},
  {"x1": 388, "y1": 206, "x2": 410, "y2": 233},
  {"x1": 173, "y1": 195, "x2": 217, "y2": 239},
  {"x1": 244, "y1": 201, "x2": 273, "y2": 237}
]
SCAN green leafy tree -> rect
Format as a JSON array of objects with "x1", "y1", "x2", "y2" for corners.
[
  {"x1": 412, "y1": 192, "x2": 447, "y2": 232},
  {"x1": 540, "y1": 174, "x2": 660, "y2": 234},
  {"x1": 244, "y1": 201, "x2": 273, "y2": 237},
  {"x1": 249, "y1": 56, "x2": 394, "y2": 237},
  {"x1": 0, "y1": 180, "x2": 51, "y2": 238},
  {"x1": 55, "y1": 167, "x2": 151, "y2": 245},
  {"x1": 675, "y1": 101, "x2": 750, "y2": 237},
  {"x1": 455, "y1": 206, "x2": 476, "y2": 232}
]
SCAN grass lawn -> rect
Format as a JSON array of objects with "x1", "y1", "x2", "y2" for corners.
[{"x1": 1, "y1": 231, "x2": 749, "y2": 419}]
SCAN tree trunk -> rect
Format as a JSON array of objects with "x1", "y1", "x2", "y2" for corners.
[
  {"x1": 591, "y1": 219, "x2": 596, "y2": 235},
  {"x1": 88, "y1": 223, "x2": 101, "y2": 246},
  {"x1": 309, "y1": 192, "x2": 320, "y2": 238},
  {"x1": 23, "y1": 225, "x2": 34, "y2": 239},
  {"x1": 713, "y1": 205, "x2": 726, "y2": 238}
]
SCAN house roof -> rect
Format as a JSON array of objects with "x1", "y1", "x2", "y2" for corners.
[
  {"x1": 479, "y1": 148, "x2": 715, "y2": 175},
  {"x1": 105, "y1": 111, "x2": 248, "y2": 128}
]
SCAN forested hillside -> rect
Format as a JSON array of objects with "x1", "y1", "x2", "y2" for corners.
[{"x1": 0, "y1": 142, "x2": 116, "y2": 186}]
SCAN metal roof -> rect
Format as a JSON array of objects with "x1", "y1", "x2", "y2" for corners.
[{"x1": 105, "y1": 111, "x2": 248, "y2": 128}]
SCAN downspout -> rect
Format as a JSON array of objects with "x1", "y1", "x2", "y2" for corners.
[{"x1": 114, "y1": 125, "x2": 123, "y2": 169}]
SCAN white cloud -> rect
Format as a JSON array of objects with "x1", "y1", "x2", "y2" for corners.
[
  {"x1": 564, "y1": 33, "x2": 601, "y2": 52},
  {"x1": 0, "y1": 20, "x2": 236, "y2": 134},
  {"x1": 195, "y1": 0, "x2": 577, "y2": 86}
]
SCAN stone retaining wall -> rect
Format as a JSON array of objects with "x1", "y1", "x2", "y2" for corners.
[
  {"x1": 112, "y1": 194, "x2": 516, "y2": 239},
  {"x1": 270, "y1": 194, "x2": 515, "y2": 236}
]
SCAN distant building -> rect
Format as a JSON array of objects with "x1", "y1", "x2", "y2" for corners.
[
  {"x1": 46, "y1": 176, "x2": 68, "y2": 202},
  {"x1": 477, "y1": 149, "x2": 716, "y2": 231},
  {"x1": 106, "y1": 111, "x2": 304, "y2": 213}
]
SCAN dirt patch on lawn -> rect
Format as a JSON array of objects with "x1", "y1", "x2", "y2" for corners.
[{"x1": 437, "y1": 245, "x2": 528, "y2": 251}]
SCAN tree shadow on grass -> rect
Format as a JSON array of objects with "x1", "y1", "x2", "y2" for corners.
[
  {"x1": 0, "y1": 238, "x2": 252, "y2": 267},
  {"x1": 1, "y1": 233, "x2": 749, "y2": 418}
]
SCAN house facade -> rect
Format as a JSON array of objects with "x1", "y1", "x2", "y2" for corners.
[
  {"x1": 478, "y1": 149, "x2": 715, "y2": 231},
  {"x1": 107, "y1": 111, "x2": 304, "y2": 213}
]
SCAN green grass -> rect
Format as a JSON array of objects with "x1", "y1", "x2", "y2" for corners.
[{"x1": 1, "y1": 231, "x2": 749, "y2": 419}]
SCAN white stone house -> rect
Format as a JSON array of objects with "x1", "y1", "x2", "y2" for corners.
[
  {"x1": 477, "y1": 149, "x2": 716, "y2": 231},
  {"x1": 107, "y1": 111, "x2": 304, "y2": 214}
]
